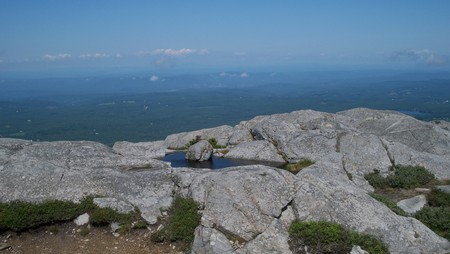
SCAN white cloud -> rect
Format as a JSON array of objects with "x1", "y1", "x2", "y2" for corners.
[
  {"x1": 44, "y1": 53, "x2": 71, "y2": 61},
  {"x1": 79, "y1": 53, "x2": 110, "y2": 59},
  {"x1": 390, "y1": 49, "x2": 447, "y2": 66},
  {"x1": 151, "y1": 48, "x2": 209, "y2": 57},
  {"x1": 240, "y1": 72, "x2": 248, "y2": 78},
  {"x1": 150, "y1": 75, "x2": 159, "y2": 81}
]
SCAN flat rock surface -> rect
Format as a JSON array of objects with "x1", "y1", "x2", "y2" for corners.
[{"x1": 397, "y1": 195, "x2": 427, "y2": 214}]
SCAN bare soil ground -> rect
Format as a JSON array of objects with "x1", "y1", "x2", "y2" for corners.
[{"x1": 0, "y1": 223, "x2": 181, "y2": 254}]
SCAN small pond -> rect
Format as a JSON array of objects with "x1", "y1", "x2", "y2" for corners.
[{"x1": 161, "y1": 152, "x2": 284, "y2": 170}]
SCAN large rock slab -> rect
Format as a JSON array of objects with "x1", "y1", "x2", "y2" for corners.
[
  {"x1": 338, "y1": 108, "x2": 450, "y2": 156},
  {"x1": 339, "y1": 133, "x2": 393, "y2": 176},
  {"x1": 0, "y1": 139, "x2": 174, "y2": 224},
  {"x1": 164, "y1": 125, "x2": 233, "y2": 149},
  {"x1": 173, "y1": 165, "x2": 297, "y2": 251},
  {"x1": 293, "y1": 167, "x2": 450, "y2": 254},
  {"x1": 112, "y1": 140, "x2": 166, "y2": 158},
  {"x1": 224, "y1": 140, "x2": 285, "y2": 163}
]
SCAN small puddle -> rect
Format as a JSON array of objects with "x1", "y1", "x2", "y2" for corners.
[{"x1": 161, "y1": 152, "x2": 284, "y2": 170}]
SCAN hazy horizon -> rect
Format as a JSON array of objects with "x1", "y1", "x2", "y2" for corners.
[{"x1": 1, "y1": 1, "x2": 450, "y2": 78}]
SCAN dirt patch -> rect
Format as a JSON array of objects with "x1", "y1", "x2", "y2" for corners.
[{"x1": 0, "y1": 223, "x2": 182, "y2": 254}]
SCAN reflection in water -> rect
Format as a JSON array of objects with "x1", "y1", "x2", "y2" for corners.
[{"x1": 161, "y1": 152, "x2": 284, "y2": 170}]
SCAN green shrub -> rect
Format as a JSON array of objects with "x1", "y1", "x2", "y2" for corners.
[
  {"x1": 284, "y1": 159, "x2": 314, "y2": 174},
  {"x1": 151, "y1": 196, "x2": 201, "y2": 251},
  {"x1": 365, "y1": 165, "x2": 435, "y2": 189},
  {"x1": 288, "y1": 220, "x2": 388, "y2": 254},
  {"x1": 388, "y1": 165, "x2": 435, "y2": 188},
  {"x1": 90, "y1": 207, "x2": 134, "y2": 226},
  {"x1": 414, "y1": 207, "x2": 450, "y2": 241},
  {"x1": 369, "y1": 193, "x2": 407, "y2": 216},
  {"x1": 0, "y1": 200, "x2": 84, "y2": 231},
  {"x1": 349, "y1": 232, "x2": 390, "y2": 254},
  {"x1": 427, "y1": 188, "x2": 450, "y2": 207},
  {"x1": 208, "y1": 138, "x2": 226, "y2": 149},
  {"x1": 364, "y1": 170, "x2": 389, "y2": 189},
  {"x1": 0, "y1": 196, "x2": 142, "y2": 233}
]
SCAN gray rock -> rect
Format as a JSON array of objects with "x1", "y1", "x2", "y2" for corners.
[
  {"x1": 350, "y1": 246, "x2": 369, "y2": 254},
  {"x1": 227, "y1": 125, "x2": 254, "y2": 146},
  {"x1": 174, "y1": 165, "x2": 297, "y2": 246},
  {"x1": 74, "y1": 213, "x2": 90, "y2": 226},
  {"x1": 436, "y1": 185, "x2": 450, "y2": 194},
  {"x1": 224, "y1": 140, "x2": 285, "y2": 163},
  {"x1": 191, "y1": 227, "x2": 235, "y2": 254},
  {"x1": 112, "y1": 140, "x2": 166, "y2": 158},
  {"x1": 383, "y1": 140, "x2": 450, "y2": 179},
  {"x1": 340, "y1": 133, "x2": 393, "y2": 176},
  {"x1": 93, "y1": 197, "x2": 135, "y2": 214},
  {"x1": 164, "y1": 125, "x2": 233, "y2": 149},
  {"x1": 338, "y1": 108, "x2": 450, "y2": 156},
  {"x1": 0, "y1": 139, "x2": 174, "y2": 225},
  {"x1": 185, "y1": 140, "x2": 213, "y2": 161},
  {"x1": 397, "y1": 195, "x2": 427, "y2": 214},
  {"x1": 111, "y1": 222, "x2": 121, "y2": 232},
  {"x1": 293, "y1": 168, "x2": 450, "y2": 254}
]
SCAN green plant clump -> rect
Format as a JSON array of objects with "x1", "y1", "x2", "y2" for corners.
[
  {"x1": 150, "y1": 196, "x2": 201, "y2": 251},
  {"x1": 414, "y1": 207, "x2": 450, "y2": 241},
  {"x1": 369, "y1": 193, "x2": 407, "y2": 216},
  {"x1": 0, "y1": 199, "x2": 86, "y2": 231},
  {"x1": 284, "y1": 159, "x2": 314, "y2": 174},
  {"x1": 364, "y1": 165, "x2": 435, "y2": 189},
  {"x1": 427, "y1": 188, "x2": 450, "y2": 207},
  {"x1": 208, "y1": 138, "x2": 226, "y2": 149},
  {"x1": 0, "y1": 196, "x2": 141, "y2": 233},
  {"x1": 288, "y1": 220, "x2": 388, "y2": 254}
]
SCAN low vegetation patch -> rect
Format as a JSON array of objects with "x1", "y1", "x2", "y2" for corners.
[
  {"x1": 365, "y1": 164, "x2": 450, "y2": 241},
  {"x1": 364, "y1": 165, "x2": 435, "y2": 189},
  {"x1": 288, "y1": 220, "x2": 388, "y2": 254},
  {"x1": 427, "y1": 188, "x2": 450, "y2": 207},
  {"x1": 208, "y1": 138, "x2": 226, "y2": 149},
  {"x1": 0, "y1": 196, "x2": 142, "y2": 234},
  {"x1": 414, "y1": 207, "x2": 450, "y2": 241},
  {"x1": 150, "y1": 196, "x2": 201, "y2": 251},
  {"x1": 369, "y1": 193, "x2": 407, "y2": 216},
  {"x1": 284, "y1": 159, "x2": 314, "y2": 174}
]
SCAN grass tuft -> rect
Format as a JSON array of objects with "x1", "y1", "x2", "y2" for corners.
[
  {"x1": 288, "y1": 220, "x2": 388, "y2": 254},
  {"x1": 369, "y1": 193, "x2": 407, "y2": 216},
  {"x1": 365, "y1": 165, "x2": 435, "y2": 189},
  {"x1": 284, "y1": 159, "x2": 314, "y2": 174},
  {"x1": 150, "y1": 196, "x2": 201, "y2": 251},
  {"x1": 0, "y1": 196, "x2": 142, "y2": 233}
]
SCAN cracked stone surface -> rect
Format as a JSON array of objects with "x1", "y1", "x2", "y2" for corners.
[
  {"x1": 0, "y1": 139, "x2": 174, "y2": 224},
  {"x1": 1, "y1": 108, "x2": 450, "y2": 254},
  {"x1": 224, "y1": 140, "x2": 285, "y2": 163}
]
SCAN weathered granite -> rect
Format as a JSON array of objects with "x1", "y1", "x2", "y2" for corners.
[
  {"x1": 185, "y1": 140, "x2": 213, "y2": 161},
  {"x1": 0, "y1": 139, "x2": 174, "y2": 224},
  {"x1": 397, "y1": 195, "x2": 427, "y2": 214},
  {"x1": 112, "y1": 140, "x2": 166, "y2": 158},
  {"x1": 293, "y1": 167, "x2": 450, "y2": 254},
  {"x1": 224, "y1": 140, "x2": 285, "y2": 163},
  {"x1": 164, "y1": 125, "x2": 233, "y2": 149},
  {"x1": 93, "y1": 197, "x2": 136, "y2": 214}
]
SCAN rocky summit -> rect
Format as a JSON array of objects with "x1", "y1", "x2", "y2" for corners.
[{"x1": 1, "y1": 108, "x2": 449, "y2": 253}]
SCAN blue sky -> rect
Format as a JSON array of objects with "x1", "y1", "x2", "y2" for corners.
[{"x1": 1, "y1": 1, "x2": 449, "y2": 77}]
